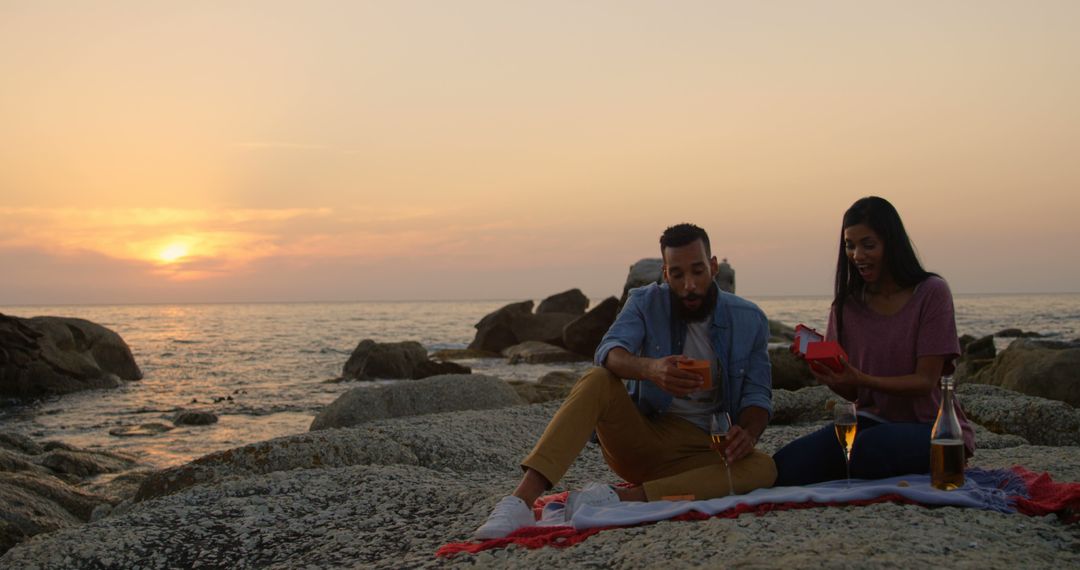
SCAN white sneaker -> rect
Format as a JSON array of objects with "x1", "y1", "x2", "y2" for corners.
[
  {"x1": 474, "y1": 495, "x2": 536, "y2": 539},
  {"x1": 564, "y1": 482, "x2": 620, "y2": 521}
]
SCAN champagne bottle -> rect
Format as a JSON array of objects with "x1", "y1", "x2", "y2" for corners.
[{"x1": 930, "y1": 374, "x2": 965, "y2": 490}]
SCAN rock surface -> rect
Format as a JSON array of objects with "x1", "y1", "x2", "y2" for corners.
[
  {"x1": 768, "y1": 347, "x2": 817, "y2": 391},
  {"x1": 957, "y1": 383, "x2": 1080, "y2": 446},
  {"x1": 503, "y1": 341, "x2": 590, "y2": 365},
  {"x1": 509, "y1": 312, "x2": 578, "y2": 347},
  {"x1": 618, "y1": 258, "x2": 737, "y2": 308},
  {"x1": 619, "y1": 258, "x2": 664, "y2": 308},
  {"x1": 3, "y1": 400, "x2": 1078, "y2": 569},
  {"x1": 509, "y1": 370, "x2": 580, "y2": 404},
  {"x1": 965, "y1": 338, "x2": 1080, "y2": 407},
  {"x1": 309, "y1": 374, "x2": 523, "y2": 432},
  {"x1": 0, "y1": 432, "x2": 142, "y2": 555},
  {"x1": 562, "y1": 297, "x2": 619, "y2": 357},
  {"x1": 467, "y1": 301, "x2": 534, "y2": 353},
  {"x1": 0, "y1": 314, "x2": 142, "y2": 399},
  {"x1": 536, "y1": 289, "x2": 589, "y2": 315},
  {"x1": 341, "y1": 339, "x2": 471, "y2": 380},
  {"x1": 172, "y1": 410, "x2": 219, "y2": 426}
]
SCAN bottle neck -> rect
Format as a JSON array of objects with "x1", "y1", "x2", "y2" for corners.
[{"x1": 941, "y1": 376, "x2": 954, "y2": 404}]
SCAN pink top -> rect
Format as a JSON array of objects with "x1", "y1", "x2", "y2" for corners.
[{"x1": 826, "y1": 276, "x2": 975, "y2": 453}]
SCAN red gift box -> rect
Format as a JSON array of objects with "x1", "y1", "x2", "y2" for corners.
[
  {"x1": 804, "y1": 341, "x2": 848, "y2": 373},
  {"x1": 790, "y1": 323, "x2": 848, "y2": 373}
]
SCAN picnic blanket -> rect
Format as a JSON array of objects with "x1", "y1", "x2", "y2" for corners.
[{"x1": 436, "y1": 466, "x2": 1080, "y2": 557}]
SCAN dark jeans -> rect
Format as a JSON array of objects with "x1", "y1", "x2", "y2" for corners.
[{"x1": 772, "y1": 417, "x2": 932, "y2": 486}]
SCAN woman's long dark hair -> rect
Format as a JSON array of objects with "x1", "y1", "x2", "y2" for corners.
[{"x1": 833, "y1": 196, "x2": 935, "y2": 343}]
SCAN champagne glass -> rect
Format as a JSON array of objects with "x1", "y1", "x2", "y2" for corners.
[
  {"x1": 833, "y1": 402, "x2": 857, "y2": 487},
  {"x1": 710, "y1": 412, "x2": 735, "y2": 496}
]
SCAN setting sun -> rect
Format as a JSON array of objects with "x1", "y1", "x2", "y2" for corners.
[{"x1": 158, "y1": 243, "x2": 190, "y2": 264}]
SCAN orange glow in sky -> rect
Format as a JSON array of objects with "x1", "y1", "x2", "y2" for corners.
[
  {"x1": 2, "y1": 1, "x2": 1079, "y2": 304},
  {"x1": 157, "y1": 243, "x2": 190, "y2": 264}
]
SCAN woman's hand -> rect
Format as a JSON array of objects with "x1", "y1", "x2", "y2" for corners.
[{"x1": 810, "y1": 356, "x2": 861, "y2": 399}]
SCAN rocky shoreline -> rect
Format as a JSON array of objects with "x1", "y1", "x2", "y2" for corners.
[
  {"x1": 1, "y1": 395, "x2": 1078, "y2": 569},
  {"x1": 2, "y1": 286, "x2": 1079, "y2": 567}
]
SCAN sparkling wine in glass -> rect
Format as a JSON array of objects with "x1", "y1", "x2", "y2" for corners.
[
  {"x1": 710, "y1": 412, "x2": 735, "y2": 496},
  {"x1": 833, "y1": 402, "x2": 857, "y2": 487}
]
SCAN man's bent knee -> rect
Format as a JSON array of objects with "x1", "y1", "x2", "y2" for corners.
[
  {"x1": 570, "y1": 367, "x2": 623, "y2": 395},
  {"x1": 734, "y1": 450, "x2": 778, "y2": 491}
]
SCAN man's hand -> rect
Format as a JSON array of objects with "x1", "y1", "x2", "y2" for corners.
[
  {"x1": 724, "y1": 425, "x2": 756, "y2": 463},
  {"x1": 646, "y1": 355, "x2": 704, "y2": 397}
]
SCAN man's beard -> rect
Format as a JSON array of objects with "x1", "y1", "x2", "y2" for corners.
[{"x1": 671, "y1": 282, "x2": 719, "y2": 322}]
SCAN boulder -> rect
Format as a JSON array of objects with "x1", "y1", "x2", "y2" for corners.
[
  {"x1": 995, "y1": 328, "x2": 1042, "y2": 338},
  {"x1": 341, "y1": 340, "x2": 470, "y2": 381},
  {"x1": 0, "y1": 432, "x2": 43, "y2": 456},
  {"x1": 511, "y1": 370, "x2": 581, "y2": 404},
  {"x1": 963, "y1": 335, "x2": 996, "y2": 359},
  {"x1": 428, "y1": 348, "x2": 499, "y2": 360},
  {"x1": 503, "y1": 341, "x2": 590, "y2": 365},
  {"x1": 0, "y1": 432, "x2": 142, "y2": 555},
  {"x1": 0, "y1": 314, "x2": 142, "y2": 399},
  {"x1": 536, "y1": 289, "x2": 589, "y2": 315},
  {"x1": 173, "y1": 410, "x2": 219, "y2": 426},
  {"x1": 769, "y1": 321, "x2": 796, "y2": 343},
  {"x1": 966, "y1": 339, "x2": 1080, "y2": 407},
  {"x1": 771, "y1": 386, "x2": 842, "y2": 425},
  {"x1": 955, "y1": 334, "x2": 997, "y2": 380},
  {"x1": 562, "y1": 296, "x2": 619, "y2": 357},
  {"x1": 309, "y1": 374, "x2": 523, "y2": 431},
  {"x1": 467, "y1": 301, "x2": 534, "y2": 353},
  {"x1": 509, "y1": 313, "x2": 578, "y2": 347},
  {"x1": 769, "y1": 348, "x2": 817, "y2": 391},
  {"x1": 618, "y1": 258, "x2": 737, "y2": 308},
  {"x1": 957, "y1": 383, "x2": 1080, "y2": 446},
  {"x1": 108, "y1": 423, "x2": 174, "y2": 438},
  {"x1": 619, "y1": 259, "x2": 664, "y2": 308},
  {"x1": 716, "y1": 258, "x2": 735, "y2": 293},
  {"x1": 538, "y1": 370, "x2": 580, "y2": 388},
  {"x1": 37, "y1": 449, "x2": 136, "y2": 479}
]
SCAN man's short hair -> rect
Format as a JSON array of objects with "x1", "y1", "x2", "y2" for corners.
[{"x1": 659, "y1": 223, "x2": 711, "y2": 258}]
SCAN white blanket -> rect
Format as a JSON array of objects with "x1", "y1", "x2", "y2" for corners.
[{"x1": 538, "y1": 474, "x2": 1015, "y2": 531}]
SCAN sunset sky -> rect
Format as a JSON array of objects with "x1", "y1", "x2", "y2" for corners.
[{"x1": 3, "y1": 1, "x2": 1079, "y2": 304}]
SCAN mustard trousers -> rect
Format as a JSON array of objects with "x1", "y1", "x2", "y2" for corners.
[{"x1": 522, "y1": 367, "x2": 777, "y2": 500}]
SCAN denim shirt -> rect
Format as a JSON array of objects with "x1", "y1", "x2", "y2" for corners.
[{"x1": 594, "y1": 283, "x2": 773, "y2": 422}]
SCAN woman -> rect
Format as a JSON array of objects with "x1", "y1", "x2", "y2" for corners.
[{"x1": 773, "y1": 196, "x2": 974, "y2": 486}]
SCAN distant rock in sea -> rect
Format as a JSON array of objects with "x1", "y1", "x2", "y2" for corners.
[
  {"x1": 341, "y1": 339, "x2": 471, "y2": 381},
  {"x1": 468, "y1": 291, "x2": 618, "y2": 358},
  {"x1": 0, "y1": 313, "x2": 142, "y2": 399}
]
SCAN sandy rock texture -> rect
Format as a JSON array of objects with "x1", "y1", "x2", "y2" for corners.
[
  {"x1": 3, "y1": 396, "x2": 1078, "y2": 569},
  {"x1": 0, "y1": 432, "x2": 147, "y2": 554},
  {"x1": 310, "y1": 374, "x2": 523, "y2": 431}
]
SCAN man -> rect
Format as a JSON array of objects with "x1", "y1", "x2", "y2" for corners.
[{"x1": 475, "y1": 223, "x2": 776, "y2": 539}]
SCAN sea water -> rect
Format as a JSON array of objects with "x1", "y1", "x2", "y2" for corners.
[{"x1": 1, "y1": 294, "x2": 1077, "y2": 469}]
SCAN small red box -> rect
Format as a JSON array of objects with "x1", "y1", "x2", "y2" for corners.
[{"x1": 804, "y1": 341, "x2": 848, "y2": 373}]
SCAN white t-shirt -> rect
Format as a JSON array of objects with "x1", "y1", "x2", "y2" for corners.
[{"x1": 666, "y1": 320, "x2": 722, "y2": 431}]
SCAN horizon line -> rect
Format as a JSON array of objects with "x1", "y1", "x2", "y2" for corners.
[{"x1": 3, "y1": 290, "x2": 1080, "y2": 309}]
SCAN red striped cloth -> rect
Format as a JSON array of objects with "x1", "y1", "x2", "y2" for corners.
[{"x1": 436, "y1": 466, "x2": 1080, "y2": 558}]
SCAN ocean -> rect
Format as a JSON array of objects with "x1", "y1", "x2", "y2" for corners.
[{"x1": 2, "y1": 294, "x2": 1078, "y2": 470}]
